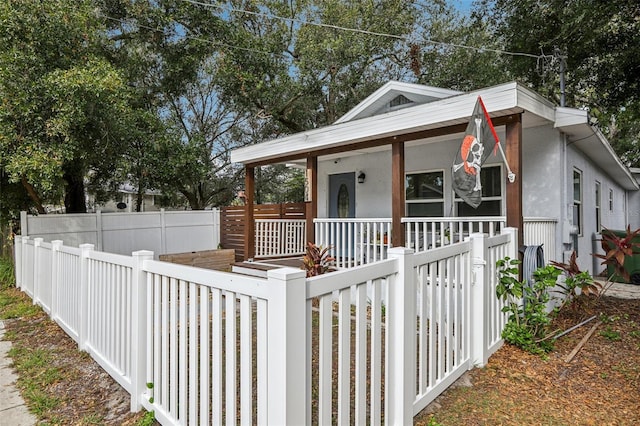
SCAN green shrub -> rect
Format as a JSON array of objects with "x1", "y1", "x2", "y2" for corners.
[
  {"x1": 496, "y1": 257, "x2": 558, "y2": 354},
  {"x1": 0, "y1": 256, "x2": 15, "y2": 289}
]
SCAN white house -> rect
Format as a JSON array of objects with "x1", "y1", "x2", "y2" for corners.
[{"x1": 231, "y1": 81, "x2": 639, "y2": 275}]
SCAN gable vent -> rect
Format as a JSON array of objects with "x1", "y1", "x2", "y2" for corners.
[{"x1": 389, "y1": 94, "x2": 413, "y2": 108}]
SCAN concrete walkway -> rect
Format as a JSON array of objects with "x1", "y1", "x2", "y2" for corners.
[
  {"x1": 597, "y1": 280, "x2": 640, "y2": 299},
  {"x1": 0, "y1": 321, "x2": 36, "y2": 426}
]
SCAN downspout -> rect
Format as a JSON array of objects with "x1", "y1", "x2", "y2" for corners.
[{"x1": 562, "y1": 131, "x2": 570, "y2": 257}]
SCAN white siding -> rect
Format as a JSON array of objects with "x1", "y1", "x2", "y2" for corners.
[{"x1": 567, "y1": 144, "x2": 628, "y2": 274}]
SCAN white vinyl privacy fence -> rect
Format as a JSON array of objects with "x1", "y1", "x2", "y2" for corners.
[
  {"x1": 14, "y1": 228, "x2": 517, "y2": 425},
  {"x1": 20, "y1": 209, "x2": 220, "y2": 257}
]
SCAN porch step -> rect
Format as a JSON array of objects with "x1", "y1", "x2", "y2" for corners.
[{"x1": 231, "y1": 262, "x2": 280, "y2": 278}]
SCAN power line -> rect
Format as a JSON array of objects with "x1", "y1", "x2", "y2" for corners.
[
  {"x1": 103, "y1": 15, "x2": 276, "y2": 56},
  {"x1": 178, "y1": 0, "x2": 542, "y2": 60}
]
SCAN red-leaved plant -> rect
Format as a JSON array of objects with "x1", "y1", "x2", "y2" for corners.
[
  {"x1": 302, "y1": 242, "x2": 335, "y2": 277},
  {"x1": 595, "y1": 226, "x2": 640, "y2": 282},
  {"x1": 550, "y1": 251, "x2": 602, "y2": 309}
]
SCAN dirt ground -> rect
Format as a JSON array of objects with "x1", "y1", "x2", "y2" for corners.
[
  {"x1": 415, "y1": 293, "x2": 640, "y2": 425},
  {"x1": 2, "y1": 286, "x2": 639, "y2": 425},
  {"x1": 2, "y1": 304, "x2": 150, "y2": 425}
]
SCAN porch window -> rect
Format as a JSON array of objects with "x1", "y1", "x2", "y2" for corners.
[
  {"x1": 455, "y1": 165, "x2": 502, "y2": 216},
  {"x1": 595, "y1": 181, "x2": 601, "y2": 232},
  {"x1": 573, "y1": 168, "x2": 583, "y2": 236},
  {"x1": 405, "y1": 170, "x2": 444, "y2": 216}
]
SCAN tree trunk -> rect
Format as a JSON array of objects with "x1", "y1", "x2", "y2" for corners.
[
  {"x1": 180, "y1": 189, "x2": 201, "y2": 210},
  {"x1": 20, "y1": 177, "x2": 46, "y2": 214},
  {"x1": 136, "y1": 190, "x2": 143, "y2": 212},
  {"x1": 63, "y1": 164, "x2": 87, "y2": 213}
]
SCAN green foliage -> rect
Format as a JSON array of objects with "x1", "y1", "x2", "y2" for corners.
[
  {"x1": 481, "y1": 0, "x2": 640, "y2": 165},
  {"x1": 0, "y1": 0, "x2": 142, "y2": 213},
  {"x1": 600, "y1": 327, "x2": 622, "y2": 341},
  {"x1": 496, "y1": 257, "x2": 558, "y2": 354},
  {"x1": 0, "y1": 256, "x2": 15, "y2": 289},
  {"x1": 8, "y1": 346, "x2": 62, "y2": 416},
  {"x1": 217, "y1": 0, "x2": 419, "y2": 131},
  {"x1": 302, "y1": 242, "x2": 335, "y2": 277},
  {"x1": 137, "y1": 410, "x2": 156, "y2": 426}
]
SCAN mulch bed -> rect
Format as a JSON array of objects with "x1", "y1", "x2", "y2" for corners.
[{"x1": 415, "y1": 295, "x2": 640, "y2": 425}]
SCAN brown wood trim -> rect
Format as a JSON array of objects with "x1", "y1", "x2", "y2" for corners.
[
  {"x1": 244, "y1": 114, "x2": 522, "y2": 167},
  {"x1": 244, "y1": 166, "x2": 255, "y2": 260},
  {"x1": 391, "y1": 142, "x2": 405, "y2": 247},
  {"x1": 306, "y1": 156, "x2": 318, "y2": 244},
  {"x1": 505, "y1": 114, "x2": 523, "y2": 247}
]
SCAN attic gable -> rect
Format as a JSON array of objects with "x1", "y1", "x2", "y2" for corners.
[{"x1": 335, "y1": 81, "x2": 462, "y2": 124}]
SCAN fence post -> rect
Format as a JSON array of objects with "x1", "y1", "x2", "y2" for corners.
[
  {"x1": 14, "y1": 235, "x2": 22, "y2": 288},
  {"x1": 33, "y1": 237, "x2": 43, "y2": 306},
  {"x1": 469, "y1": 232, "x2": 488, "y2": 367},
  {"x1": 78, "y1": 243, "x2": 95, "y2": 351},
  {"x1": 20, "y1": 236, "x2": 28, "y2": 292},
  {"x1": 160, "y1": 209, "x2": 167, "y2": 255},
  {"x1": 386, "y1": 246, "x2": 416, "y2": 426},
  {"x1": 20, "y1": 211, "x2": 28, "y2": 238},
  {"x1": 213, "y1": 208, "x2": 220, "y2": 249},
  {"x1": 130, "y1": 249, "x2": 154, "y2": 412},
  {"x1": 50, "y1": 240, "x2": 63, "y2": 321},
  {"x1": 96, "y1": 210, "x2": 103, "y2": 252},
  {"x1": 504, "y1": 227, "x2": 519, "y2": 263},
  {"x1": 266, "y1": 267, "x2": 307, "y2": 425}
]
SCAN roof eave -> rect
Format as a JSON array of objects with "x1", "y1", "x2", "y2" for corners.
[
  {"x1": 555, "y1": 108, "x2": 639, "y2": 191},
  {"x1": 232, "y1": 82, "x2": 552, "y2": 165}
]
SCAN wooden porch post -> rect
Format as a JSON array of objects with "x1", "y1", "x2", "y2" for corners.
[
  {"x1": 391, "y1": 142, "x2": 406, "y2": 247},
  {"x1": 306, "y1": 156, "x2": 318, "y2": 244},
  {"x1": 244, "y1": 165, "x2": 255, "y2": 260},
  {"x1": 505, "y1": 114, "x2": 523, "y2": 246}
]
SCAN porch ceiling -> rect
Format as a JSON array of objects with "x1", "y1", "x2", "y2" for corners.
[{"x1": 231, "y1": 82, "x2": 554, "y2": 167}]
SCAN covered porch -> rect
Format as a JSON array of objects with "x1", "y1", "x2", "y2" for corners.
[{"x1": 231, "y1": 82, "x2": 559, "y2": 268}]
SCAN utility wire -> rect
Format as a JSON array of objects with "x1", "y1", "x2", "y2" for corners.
[
  {"x1": 105, "y1": 1, "x2": 546, "y2": 62},
  {"x1": 179, "y1": 0, "x2": 542, "y2": 60},
  {"x1": 104, "y1": 15, "x2": 275, "y2": 56}
]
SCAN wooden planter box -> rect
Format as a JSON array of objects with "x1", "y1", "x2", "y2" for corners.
[{"x1": 159, "y1": 249, "x2": 235, "y2": 272}]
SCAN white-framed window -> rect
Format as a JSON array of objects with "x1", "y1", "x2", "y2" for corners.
[
  {"x1": 405, "y1": 170, "x2": 444, "y2": 217},
  {"x1": 573, "y1": 168, "x2": 583, "y2": 236},
  {"x1": 609, "y1": 188, "x2": 614, "y2": 211},
  {"x1": 595, "y1": 181, "x2": 601, "y2": 232},
  {"x1": 455, "y1": 165, "x2": 503, "y2": 216}
]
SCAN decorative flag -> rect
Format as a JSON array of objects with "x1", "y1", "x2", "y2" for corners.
[{"x1": 452, "y1": 96, "x2": 500, "y2": 208}]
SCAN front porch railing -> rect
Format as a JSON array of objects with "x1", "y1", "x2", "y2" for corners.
[
  {"x1": 255, "y1": 219, "x2": 306, "y2": 258},
  {"x1": 314, "y1": 218, "x2": 392, "y2": 268},
  {"x1": 402, "y1": 216, "x2": 506, "y2": 252},
  {"x1": 281, "y1": 216, "x2": 555, "y2": 269}
]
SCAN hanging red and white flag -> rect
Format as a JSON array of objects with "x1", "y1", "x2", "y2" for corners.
[{"x1": 452, "y1": 96, "x2": 500, "y2": 208}]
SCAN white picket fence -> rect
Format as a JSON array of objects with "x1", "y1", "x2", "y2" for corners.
[{"x1": 14, "y1": 228, "x2": 516, "y2": 425}]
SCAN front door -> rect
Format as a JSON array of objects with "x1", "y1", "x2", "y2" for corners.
[{"x1": 329, "y1": 173, "x2": 355, "y2": 218}]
